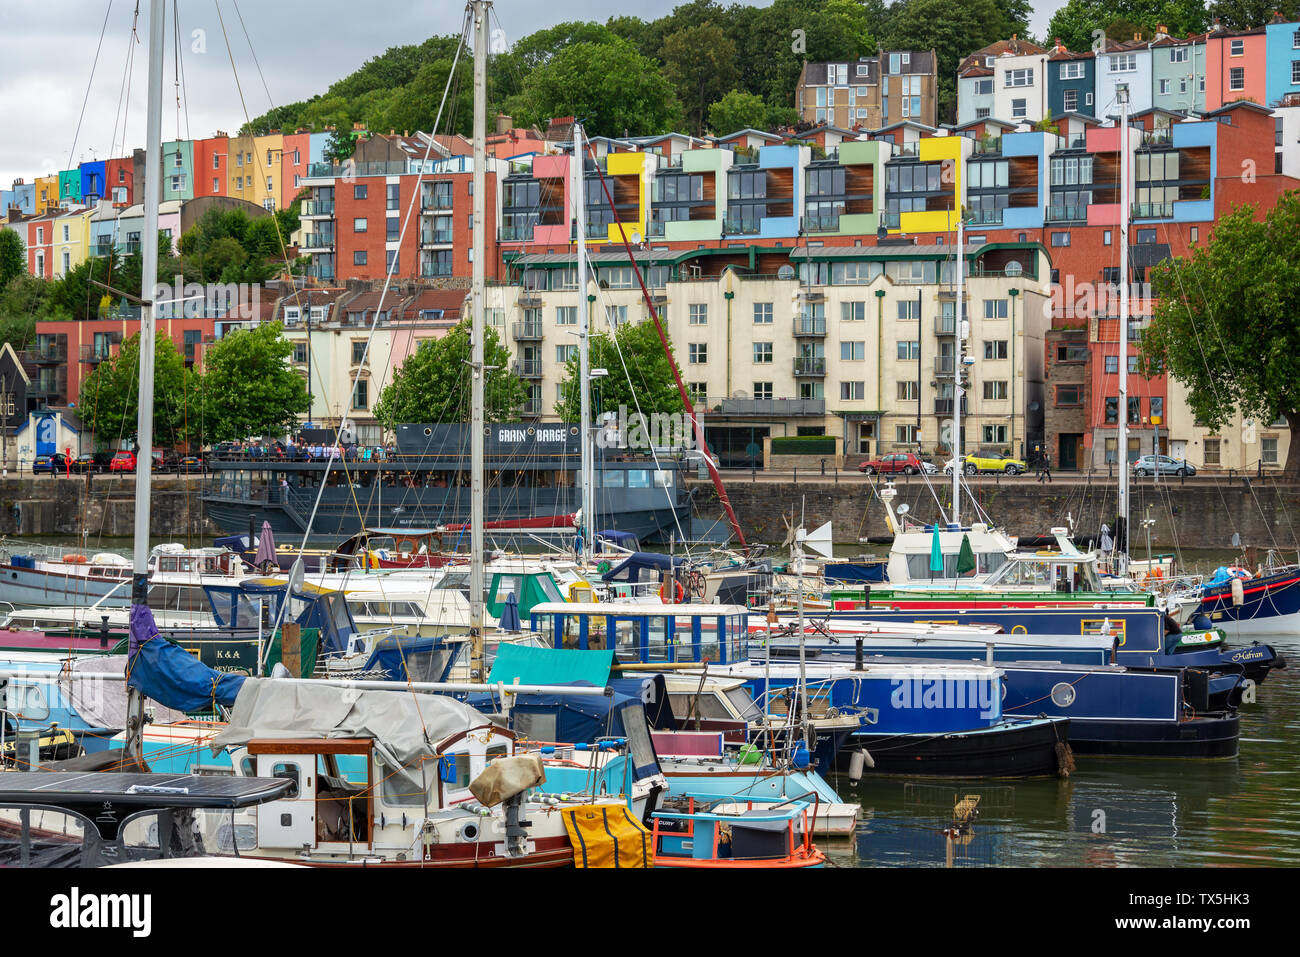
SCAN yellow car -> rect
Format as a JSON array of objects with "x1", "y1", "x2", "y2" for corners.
[{"x1": 953, "y1": 450, "x2": 1027, "y2": 475}]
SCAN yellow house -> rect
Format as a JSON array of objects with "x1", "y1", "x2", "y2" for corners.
[
  {"x1": 34, "y1": 175, "x2": 60, "y2": 215},
  {"x1": 227, "y1": 132, "x2": 284, "y2": 210},
  {"x1": 51, "y1": 207, "x2": 94, "y2": 277},
  {"x1": 594, "y1": 151, "x2": 653, "y2": 245},
  {"x1": 897, "y1": 135, "x2": 967, "y2": 235}
]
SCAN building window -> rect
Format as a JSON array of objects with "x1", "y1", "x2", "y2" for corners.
[
  {"x1": 983, "y1": 340, "x2": 1008, "y2": 360},
  {"x1": 354, "y1": 184, "x2": 368, "y2": 200},
  {"x1": 1012, "y1": 98, "x2": 1027, "y2": 118},
  {"x1": 1158, "y1": 79, "x2": 1170, "y2": 95},
  {"x1": 753, "y1": 302, "x2": 773, "y2": 324},
  {"x1": 840, "y1": 341, "x2": 865, "y2": 361},
  {"x1": 351, "y1": 341, "x2": 368, "y2": 365},
  {"x1": 688, "y1": 382, "x2": 708, "y2": 403},
  {"x1": 1103, "y1": 230, "x2": 1112, "y2": 245},
  {"x1": 975, "y1": 78, "x2": 993, "y2": 95},
  {"x1": 1105, "y1": 396, "x2": 1119, "y2": 423},
  {"x1": 982, "y1": 424, "x2": 1008, "y2": 444},
  {"x1": 1110, "y1": 53, "x2": 1137, "y2": 72},
  {"x1": 841, "y1": 301, "x2": 866, "y2": 321},
  {"x1": 983, "y1": 299, "x2": 1008, "y2": 319},
  {"x1": 556, "y1": 306, "x2": 577, "y2": 326},
  {"x1": 1060, "y1": 62, "x2": 1085, "y2": 80},
  {"x1": 1292, "y1": 60, "x2": 1300, "y2": 84},
  {"x1": 1104, "y1": 355, "x2": 1119, "y2": 374},
  {"x1": 387, "y1": 217, "x2": 400, "y2": 242},
  {"x1": 689, "y1": 343, "x2": 708, "y2": 364},
  {"x1": 841, "y1": 381, "x2": 865, "y2": 400},
  {"x1": 753, "y1": 382, "x2": 773, "y2": 400},
  {"x1": 1190, "y1": 226, "x2": 1199, "y2": 243},
  {"x1": 1204, "y1": 438, "x2": 1221, "y2": 466},
  {"x1": 1063, "y1": 89, "x2": 1078, "y2": 112},
  {"x1": 354, "y1": 250, "x2": 367, "y2": 266},
  {"x1": 1104, "y1": 437, "x2": 1118, "y2": 463},
  {"x1": 1055, "y1": 384, "x2": 1081, "y2": 406},
  {"x1": 1230, "y1": 39, "x2": 1243, "y2": 56},
  {"x1": 292, "y1": 342, "x2": 307, "y2": 363},
  {"x1": 753, "y1": 342, "x2": 773, "y2": 364},
  {"x1": 354, "y1": 217, "x2": 368, "y2": 233},
  {"x1": 351, "y1": 379, "x2": 368, "y2": 410},
  {"x1": 897, "y1": 340, "x2": 920, "y2": 359},
  {"x1": 1171, "y1": 47, "x2": 1187, "y2": 63},
  {"x1": 897, "y1": 380, "x2": 918, "y2": 400},
  {"x1": 1005, "y1": 68, "x2": 1034, "y2": 87},
  {"x1": 1263, "y1": 437, "x2": 1279, "y2": 465},
  {"x1": 1229, "y1": 67, "x2": 1244, "y2": 91},
  {"x1": 1050, "y1": 231, "x2": 1071, "y2": 247},
  {"x1": 689, "y1": 303, "x2": 708, "y2": 325},
  {"x1": 976, "y1": 107, "x2": 991, "y2": 119},
  {"x1": 555, "y1": 344, "x2": 577, "y2": 363},
  {"x1": 897, "y1": 300, "x2": 919, "y2": 321},
  {"x1": 605, "y1": 305, "x2": 627, "y2": 326},
  {"x1": 982, "y1": 381, "x2": 1008, "y2": 400}
]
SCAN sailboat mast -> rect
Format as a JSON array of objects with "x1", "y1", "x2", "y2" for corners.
[
  {"x1": 952, "y1": 209, "x2": 964, "y2": 528},
  {"x1": 125, "y1": 0, "x2": 166, "y2": 762},
  {"x1": 469, "y1": 0, "x2": 489, "y2": 676},
  {"x1": 1117, "y1": 83, "x2": 1131, "y2": 575},
  {"x1": 574, "y1": 122, "x2": 593, "y2": 563}
]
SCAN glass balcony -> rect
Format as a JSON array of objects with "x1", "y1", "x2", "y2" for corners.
[
  {"x1": 420, "y1": 265, "x2": 454, "y2": 279},
  {"x1": 793, "y1": 316, "x2": 826, "y2": 336},
  {"x1": 1132, "y1": 202, "x2": 1173, "y2": 219},
  {"x1": 793, "y1": 356, "x2": 826, "y2": 376},
  {"x1": 512, "y1": 321, "x2": 543, "y2": 340},
  {"x1": 513, "y1": 359, "x2": 543, "y2": 378},
  {"x1": 936, "y1": 315, "x2": 956, "y2": 335},
  {"x1": 300, "y1": 233, "x2": 334, "y2": 249},
  {"x1": 421, "y1": 230, "x2": 454, "y2": 245},
  {"x1": 724, "y1": 217, "x2": 761, "y2": 235},
  {"x1": 934, "y1": 356, "x2": 956, "y2": 375},
  {"x1": 970, "y1": 209, "x2": 1003, "y2": 225},
  {"x1": 522, "y1": 398, "x2": 543, "y2": 416},
  {"x1": 499, "y1": 224, "x2": 534, "y2": 242},
  {"x1": 300, "y1": 200, "x2": 335, "y2": 216},
  {"x1": 802, "y1": 211, "x2": 841, "y2": 233},
  {"x1": 1046, "y1": 205, "x2": 1086, "y2": 221}
]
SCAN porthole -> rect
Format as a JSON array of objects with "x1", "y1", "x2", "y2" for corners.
[{"x1": 1050, "y1": 682, "x2": 1076, "y2": 708}]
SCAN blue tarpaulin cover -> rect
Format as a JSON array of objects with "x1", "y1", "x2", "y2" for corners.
[
  {"x1": 126, "y1": 604, "x2": 246, "y2": 712},
  {"x1": 487, "y1": 643, "x2": 613, "y2": 687}
]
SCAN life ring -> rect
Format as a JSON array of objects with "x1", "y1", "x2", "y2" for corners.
[
  {"x1": 659, "y1": 580, "x2": 685, "y2": 604},
  {"x1": 62, "y1": 554, "x2": 88, "y2": 564}
]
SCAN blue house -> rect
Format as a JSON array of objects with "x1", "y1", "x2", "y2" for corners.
[
  {"x1": 1047, "y1": 47, "x2": 1096, "y2": 118},
  {"x1": 79, "y1": 161, "x2": 107, "y2": 204}
]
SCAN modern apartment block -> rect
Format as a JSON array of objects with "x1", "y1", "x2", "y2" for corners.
[{"x1": 796, "y1": 51, "x2": 939, "y2": 130}]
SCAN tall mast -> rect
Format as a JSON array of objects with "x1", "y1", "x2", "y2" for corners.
[
  {"x1": 125, "y1": 0, "x2": 167, "y2": 762},
  {"x1": 574, "y1": 122, "x2": 592, "y2": 562},
  {"x1": 469, "y1": 0, "x2": 489, "y2": 676},
  {"x1": 952, "y1": 208, "x2": 964, "y2": 528},
  {"x1": 1116, "y1": 83, "x2": 1131, "y2": 575}
]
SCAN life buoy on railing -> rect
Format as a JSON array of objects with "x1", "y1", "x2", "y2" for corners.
[{"x1": 659, "y1": 580, "x2": 685, "y2": 604}]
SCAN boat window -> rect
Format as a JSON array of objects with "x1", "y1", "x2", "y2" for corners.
[
  {"x1": 383, "y1": 763, "x2": 434, "y2": 806},
  {"x1": 647, "y1": 616, "x2": 670, "y2": 661},
  {"x1": 12, "y1": 682, "x2": 49, "y2": 721},
  {"x1": 654, "y1": 470, "x2": 673, "y2": 488},
  {"x1": 493, "y1": 576, "x2": 522, "y2": 604},
  {"x1": 601, "y1": 470, "x2": 625, "y2": 488},
  {"x1": 668, "y1": 692, "x2": 733, "y2": 720},
  {"x1": 725, "y1": 687, "x2": 764, "y2": 722},
  {"x1": 612, "y1": 618, "x2": 639, "y2": 657},
  {"x1": 0, "y1": 805, "x2": 101, "y2": 867},
  {"x1": 728, "y1": 614, "x2": 748, "y2": 661},
  {"x1": 513, "y1": 709, "x2": 557, "y2": 744},
  {"x1": 270, "y1": 761, "x2": 301, "y2": 798},
  {"x1": 699, "y1": 617, "x2": 721, "y2": 663},
  {"x1": 486, "y1": 744, "x2": 509, "y2": 764},
  {"x1": 627, "y1": 470, "x2": 650, "y2": 488},
  {"x1": 537, "y1": 575, "x2": 564, "y2": 603}
]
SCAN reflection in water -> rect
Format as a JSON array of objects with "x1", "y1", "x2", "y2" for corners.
[{"x1": 829, "y1": 633, "x2": 1300, "y2": 867}]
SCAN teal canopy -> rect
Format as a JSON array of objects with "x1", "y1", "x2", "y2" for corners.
[
  {"x1": 488, "y1": 644, "x2": 614, "y2": 688},
  {"x1": 930, "y1": 524, "x2": 944, "y2": 574}
]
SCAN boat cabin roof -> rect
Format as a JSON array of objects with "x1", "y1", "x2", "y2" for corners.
[
  {"x1": 530, "y1": 602, "x2": 749, "y2": 616},
  {"x1": 0, "y1": 772, "x2": 291, "y2": 809}
]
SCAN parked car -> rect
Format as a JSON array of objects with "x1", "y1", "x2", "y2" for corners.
[
  {"x1": 32, "y1": 453, "x2": 70, "y2": 475},
  {"x1": 858, "y1": 453, "x2": 937, "y2": 475},
  {"x1": 1132, "y1": 454, "x2": 1195, "y2": 477},
  {"x1": 72, "y1": 451, "x2": 112, "y2": 474},
  {"x1": 109, "y1": 451, "x2": 137, "y2": 472},
  {"x1": 946, "y1": 450, "x2": 1027, "y2": 475},
  {"x1": 177, "y1": 454, "x2": 204, "y2": 473}
]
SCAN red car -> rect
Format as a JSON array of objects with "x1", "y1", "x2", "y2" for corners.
[
  {"x1": 858, "y1": 453, "x2": 935, "y2": 475},
  {"x1": 109, "y1": 451, "x2": 137, "y2": 472}
]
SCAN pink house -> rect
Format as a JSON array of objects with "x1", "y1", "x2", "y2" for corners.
[{"x1": 1205, "y1": 26, "x2": 1268, "y2": 111}]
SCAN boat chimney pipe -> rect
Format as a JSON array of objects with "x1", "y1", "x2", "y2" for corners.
[{"x1": 855, "y1": 637, "x2": 864, "y2": 671}]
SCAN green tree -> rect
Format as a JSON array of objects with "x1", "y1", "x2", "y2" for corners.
[
  {"x1": 1206, "y1": 0, "x2": 1298, "y2": 30},
  {"x1": 554, "y1": 320, "x2": 684, "y2": 421},
  {"x1": 1140, "y1": 193, "x2": 1300, "y2": 475},
  {"x1": 45, "y1": 254, "x2": 124, "y2": 321},
  {"x1": 200, "y1": 322, "x2": 310, "y2": 441},
  {"x1": 1046, "y1": 0, "x2": 1209, "y2": 54},
  {"x1": 373, "y1": 319, "x2": 526, "y2": 425},
  {"x1": 661, "y1": 22, "x2": 738, "y2": 136},
  {"x1": 385, "y1": 57, "x2": 475, "y2": 139},
  {"x1": 505, "y1": 38, "x2": 683, "y2": 138},
  {"x1": 78, "y1": 333, "x2": 198, "y2": 449},
  {"x1": 708, "y1": 90, "x2": 770, "y2": 135},
  {"x1": 0, "y1": 230, "x2": 24, "y2": 289}
]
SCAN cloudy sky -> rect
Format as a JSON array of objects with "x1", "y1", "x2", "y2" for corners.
[{"x1": 0, "y1": 0, "x2": 1065, "y2": 188}]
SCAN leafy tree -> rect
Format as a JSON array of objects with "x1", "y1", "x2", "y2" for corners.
[
  {"x1": 505, "y1": 38, "x2": 682, "y2": 138},
  {"x1": 1140, "y1": 193, "x2": 1300, "y2": 475},
  {"x1": 200, "y1": 322, "x2": 310, "y2": 441},
  {"x1": 709, "y1": 90, "x2": 770, "y2": 135},
  {"x1": 662, "y1": 23, "x2": 739, "y2": 136},
  {"x1": 1206, "y1": 0, "x2": 1299, "y2": 30},
  {"x1": 554, "y1": 320, "x2": 684, "y2": 421},
  {"x1": 1046, "y1": 0, "x2": 1209, "y2": 54},
  {"x1": 373, "y1": 319, "x2": 526, "y2": 425},
  {"x1": 78, "y1": 333, "x2": 198, "y2": 449},
  {"x1": 492, "y1": 21, "x2": 619, "y2": 107},
  {"x1": 386, "y1": 57, "x2": 475, "y2": 139},
  {"x1": 0, "y1": 230, "x2": 24, "y2": 289},
  {"x1": 45, "y1": 254, "x2": 124, "y2": 321}
]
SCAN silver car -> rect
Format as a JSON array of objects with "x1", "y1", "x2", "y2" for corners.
[{"x1": 1132, "y1": 454, "x2": 1195, "y2": 476}]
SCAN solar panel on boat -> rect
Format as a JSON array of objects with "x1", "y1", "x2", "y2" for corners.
[{"x1": 0, "y1": 772, "x2": 291, "y2": 808}]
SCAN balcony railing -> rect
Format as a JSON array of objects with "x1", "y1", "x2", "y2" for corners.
[
  {"x1": 801, "y1": 211, "x2": 841, "y2": 233},
  {"x1": 307, "y1": 161, "x2": 407, "y2": 178},
  {"x1": 893, "y1": 142, "x2": 921, "y2": 158},
  {"x1": 969, "y1": 209, "x2": 1003, "y2": 225},
  {"x1": 720, "y1": 397, "x2": 825, "y2": 416},
  {"x1": 1132, "y1": 202, "x2": 1173, "y2": 219},
  {"x1": 935, "y1": 315, "x2": 956, "y2": 335},
  {"x1": 421, "y1": 230, "x2": 454, "y2": 245},
  {"x1": 934, "y1": 356, "x2": 956, "y2": 375},
  {"x1": 934, "y1": 399, "x2": 968, "y2": 415},
  {"x1": 513, "y1": 359, "x2": 543, "y2": 378},
  {"x1": 80, "y1": 343, "x2": 117, "y2": 363},
  {"x1": 1140, "y1": 129, "x2": 1173, "y2": 147},
  {"x1": 723, "y1": 217, "x2": 761, "y2": 235},
  {"x1": 512, "y1": 321, "x2": 543, "y2": 340},
  {"x1": 1046, "y1": 205, "x2": 1086, "y2": 222},
  {"x1": 308, "y1": 266, "x2": 335, "y2": 282},
  {"x1": 972, "y1": 137, "x2": 1002, "y2": 155},
  {"x1": 793, "y1": 356, "x2": 826, "y2": 376},
  {"x1": 420, "y1": 265, "x2": 454, "y2": 279},
  {"x1": 30, "y1": 341, "x2": 66, "y2": 362},
  {"x1": 300, "y1": 200, "x2": 335, "y2": 216},
  {"x1": 793, "y1": 317, "x2": 826, "y2": 336},
  {"x1": 422, "y1": 193, "x2": 454, "y2": 211},
  {"x1": 300, "y1": 233, "x2": 334, "y2": 249}
]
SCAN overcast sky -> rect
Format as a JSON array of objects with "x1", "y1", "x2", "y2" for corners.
[{"x1": 0, "y1": 0, "x2": 1065, "y2": 189}]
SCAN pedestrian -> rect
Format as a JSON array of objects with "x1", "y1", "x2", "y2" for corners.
[{"x1": 1037, "y1": 451, "x2": 1052, "y2": 484}]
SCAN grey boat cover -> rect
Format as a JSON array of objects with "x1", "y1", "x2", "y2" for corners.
[
  {"x1": 210, "y1": 679, "x2": 494, "y2": 789},
  {"x1": 67, "y1": 656, "x2": 189, "y2": 730}
]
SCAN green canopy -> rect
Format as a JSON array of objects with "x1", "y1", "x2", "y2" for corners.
[
  {"x1": 956, "y1": 533, "x2": 977, "y2": 576},
  {"x1": 930, "y1": 524, "x2": 944, "y2": 575},
  {"x1": 488, "y1": 643, "x2": 614, "y2": 688}
]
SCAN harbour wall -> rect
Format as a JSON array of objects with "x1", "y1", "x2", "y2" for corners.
[
  {"x1": 688, "y1": 475, "x2": 1300, "y2": 550},
  {"x1": 0, "y1": 477, "x2": 218, "y2": 539}
]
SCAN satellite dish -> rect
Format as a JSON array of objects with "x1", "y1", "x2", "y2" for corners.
[
  {"x1": 777, "y1": 264, "x2": 796, "y2": 280},
  {"x1": 897, "y1": 504, "x2": 911, "y2": 515},
  {"x1": 287, "y1": 557, "x2": 305, "y2": 595}
]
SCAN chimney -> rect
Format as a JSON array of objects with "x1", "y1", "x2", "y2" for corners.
[
  {"x1": 496, "y1": 113, "x2": 513, "y2": 134},
  {"x1": 353, "y1": 122, "x2": 365, "y2": 132},
  {"x1": 1156, "y1": 24, "x2": 1167, "y2": 35},
  {"x1": 1211, "y1": 17, "x2": 1222, "y2": 32}
]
